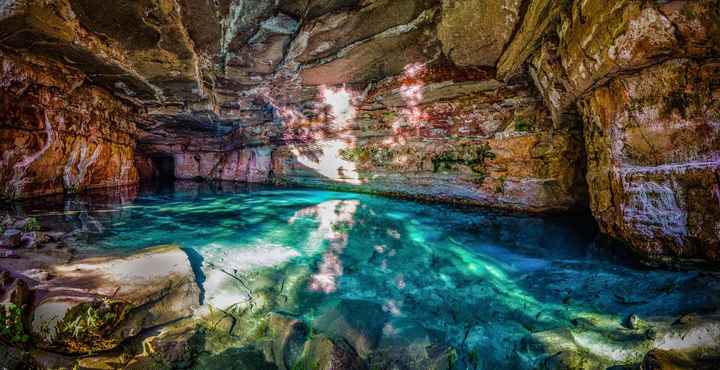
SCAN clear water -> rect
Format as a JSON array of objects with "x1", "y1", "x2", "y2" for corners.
[{"x1": 8, "y1": 181, "x2": 720, "y2": 369}]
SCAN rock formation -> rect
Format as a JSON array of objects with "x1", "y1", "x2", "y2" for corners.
[{"x1": 1, "y1": 0, "x2": 718, "y2": 265}]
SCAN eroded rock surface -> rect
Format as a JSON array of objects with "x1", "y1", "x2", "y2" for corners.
[
  {"x1": 30, "y1": 244, "x2": 199, "y2": 353},
  {"x1": 1, "y1": 0, "x2": 719, "y2": 263}
]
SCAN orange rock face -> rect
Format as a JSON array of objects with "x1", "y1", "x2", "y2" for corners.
[
  {"x1": 0, "y1": 51, "x2": 140, "y2": 199},
  {"x1": 580, "y1": 59, "x2": 720, "y2": 263}
]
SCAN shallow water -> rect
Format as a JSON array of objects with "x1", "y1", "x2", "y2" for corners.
[{"x1": 7, "y1": 181, "x2": 720, "y2": 368}]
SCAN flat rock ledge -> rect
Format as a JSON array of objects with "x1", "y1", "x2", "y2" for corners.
[{"x1": 20, "y1": 245, "x2": 200, "y2": 355}]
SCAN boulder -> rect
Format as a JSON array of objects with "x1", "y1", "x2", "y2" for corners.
[
  {"x1": 294, "y1": 334, "x2": 367, "y2": 370},
  {"x1": 370, "y1": 320, "x2": 455, "y2": 370},
  {"x1": 641, "y1": 349, "x2": 720, "y2": 370},
  {"x1": 1, "y1": 277, "x2": 31, "y2": 308},
  {"x1": 313, "y1": 299, "x2": 389, "y2": 359},
  {"x1": 266, "y1": 312, "x2": 309, "y2": 370},
  {"x1": 30, "y1": 244, "x2": 200, "y2": 354}
]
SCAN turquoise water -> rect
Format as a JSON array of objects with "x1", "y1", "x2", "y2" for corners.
[{"x1": 11, "y1": 182, "x2": 720, "y2": 368}]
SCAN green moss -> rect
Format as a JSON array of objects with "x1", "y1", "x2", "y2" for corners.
[
  {"x1": 22, "y1": 217, "x2": 41, "y2": 232},
  {"x1": 331, "y1": 221, "x2": 352, "y2": 234},
  {"x1": 495, "y1": 176, "x2": 507, "y2": 194},
  {"x1": 431, "y1": 143, "x2": 495, "y2": 175},
  {"x1": 339, "y1": 144, "x2": 394, "y2": 167},
  {"x1": 59, "y1": 299, "x2": 130, "y2": 352},
  {"x1": 0, "y1": 303, "x2": 29, "y2": 345},
  {"x1": 514, "y1": 119, "x2": 532, "y2": 132}
]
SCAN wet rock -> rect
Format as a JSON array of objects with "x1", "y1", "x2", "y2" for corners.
[
  {"x1": 370, "y1": 320, "x2": 455, "y2": 370},
  {"x1": 0, "y1": 345, "x2": 31, "y2": 370},
  {"x1": 1, "y1": 278, "x2": 31, "y2": 308},
  {"x1": 1, "y1": 215, "x2": 14, "y2": 228},
  {"x1": 30, "y1": 245, "x2": 200, "y2": 354},
  {"x1": 0, "y1": 270, "x2": 10, "y2": 286},
  {"x1": 625, "y1": 314, "x2": 641, "y2": 330},
  {"x1": 0, "y1": 229, "x2": 22, "y2": 249},
  {"x1": 266, "y1": 312, "x2": 309, "y2": 370},
  {"x1": 294, "y1": 334, "x2": 367, "y2": 370},
  {"x1": 0, "y1": 250, "x2": 18, "y2": 259},
  {"x1": 673, "y1": 313, "x2": 698, "y2": 326},
  {"x1": 313, "y1": 299, "x2": 389, "y2": 358},
  {"x1": 20, "y1": 231, "x2": 48, "y2": 249},
  {"x1": 194, "y1": 346, "x2": 279, "y2": 370},
  {"x1": 641, "y1": 348, "x2": 719, "y2": 370}
]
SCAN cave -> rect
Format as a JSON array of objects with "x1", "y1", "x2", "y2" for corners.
[
  {"x1": 0, "y1": 1, "x2": 719, "y2": 369},
  {"x1": 151, "y1": 154, "x2": 177, "y2": 182}
]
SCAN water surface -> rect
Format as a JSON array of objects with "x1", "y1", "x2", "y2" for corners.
[{"x1": 7, "y1": 182, "x2": 720, "y2": 368}]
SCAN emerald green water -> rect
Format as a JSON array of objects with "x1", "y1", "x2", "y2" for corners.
[{"x1": 10, "y1": 182, "x2": 720, "y2": 368}]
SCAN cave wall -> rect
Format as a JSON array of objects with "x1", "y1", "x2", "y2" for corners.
[
  {"x1": 1, "y1": 0, "x2": 718, "y2": 263},
  {"x1": 0, "y1": 51, "x2": 139, "y2": 199},
  {"x1": 507, "y1": 0, "x2": 720, "y2": 262},
  {"x1": 271, "y1": 64, "x2": 586, "y2": 212}
]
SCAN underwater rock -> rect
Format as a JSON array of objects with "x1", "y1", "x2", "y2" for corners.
[
  {"x1": 313, "y1": 299, "x2": 390, "y2": 359},
  {"x1": 369, "y1": 320, "x2": 455, "y2": 370},
  {"x1": 294, "y1": 334, "x2": 367, "y2": 370},
  {"x1": 266, "y1": 312, "x2": 310, "y2": 370},
  {"x1": 194, "y1": 346, "x2": 279, "y2": 370},
  {"x1": 641, "y1": 348, "x2": 720, "y2": 370},
  {"x1": 30, "y1": 245, "x2": 200, "y2": 354},
  {"x1": 625, "y1": 314, "x2": 641, "y2": 330}
]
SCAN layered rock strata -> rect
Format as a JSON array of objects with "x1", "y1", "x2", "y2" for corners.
[{"x1": 0, "y1": 0, "x2": 718, "y2": 262}]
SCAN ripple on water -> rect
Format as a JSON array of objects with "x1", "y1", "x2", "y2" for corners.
[{"x1": 7, "y1": 181, "x2": 720, "y2": 369}]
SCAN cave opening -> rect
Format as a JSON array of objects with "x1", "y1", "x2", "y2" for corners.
[{"x1": 151, "y1": 155, "x2": 176, "y2": 182}]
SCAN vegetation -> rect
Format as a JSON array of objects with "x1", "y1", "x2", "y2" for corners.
[
  {"x1": 331, "y1": 221, "x2": 352, "y2": 234},
  {"x1": 59, "y1": 299, "x2": 130, "y2": 352},
  {"x1": 339, "y1": 145, "x2": 394, "y2": 166},
  {"x1": 495, "y1": 176, "x2": 507, "y2": 194},
  {"x1": 514, "y1": 119, "x2": 532, "y2": 132},
  {"x1": 432, "y1": 143, "x2": 495, "y2": 174},
  {"x1": 22, "y1": 217, "x2": 41, "y2": 232},
  {"x1": 0, "y1": 303, "x2": 29, "y2": 345}
]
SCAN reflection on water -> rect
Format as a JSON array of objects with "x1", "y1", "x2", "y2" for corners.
[{"x1": 4, "y1": 181, "x2": 720, "y2": 368}]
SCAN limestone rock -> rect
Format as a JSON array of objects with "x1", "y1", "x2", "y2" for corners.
[
  {"x1": 313, "y1": 299, "x2": 389, "y2": 359},
  {"x1": 292, "y1": 0, "x2": 435, "y2": 64},
  {"x1": 30, "y1": 245, "x2": 200, "y2": 353},
  {"x1": 0, "y1": 51, "x2": 140, "y2": 200},
  {"x1": 266, "y1": 312, "x2": 309, "y2": 370},
  {"x1": 579, "y1": 58, "x2": 720, "y2": 263},
  {"x1": 641, "y1": 349, "x2": 720, "y2": 370},
  {"x1": 295, "y1": 334, "x2": 367, "y2": 370},
  {"x1": 437, "y1": 0, "x2": 523, "y2": 67},
  {"x1": 496, "y1": 0, "x2": 567, "y2": 80}
]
